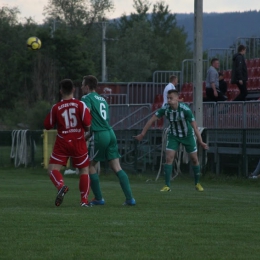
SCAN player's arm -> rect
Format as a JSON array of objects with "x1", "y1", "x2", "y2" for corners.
[
  {"x1": 44, "y1": 106, "x2": 55, "y2": 130},
  {"x1": 134, "y1": 114, "x2": 159, "y2": 141},
  {"x1": 81, "y1": 102, "x2": 91, "y2": 136},
  {"x1": 190, "y1": 121, "x2": 208, "y2": 150}
]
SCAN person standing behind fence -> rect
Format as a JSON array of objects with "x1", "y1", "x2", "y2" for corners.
[
  {"x1": 44, "y1": 79, "x2": 92, "y2": 207},
  {"x1": 231, "y1": 44, "x2": 248, "y2": 101},
  {"x1": 134, "y1": 89, "x2": 208, "y2": 192},
  {"x1": 81, "y1": 75, "x2": 136, "y2": 206},
  {"x1": 218, "y1": 72, "x2": 228, "y2": 99},
  {"x1": 206, "y1": 58, "x2": 226, "y2": 102},
  {"x1": 162, "y1": 75, "x2": 178, "y2": 107}
]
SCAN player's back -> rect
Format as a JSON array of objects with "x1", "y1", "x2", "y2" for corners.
[
  {"x1": 81, "y1": 92, "x2": 111, "y2": 132},
  {"x1": 44, "y1": 98, "x2": 91, "y2": 140}
]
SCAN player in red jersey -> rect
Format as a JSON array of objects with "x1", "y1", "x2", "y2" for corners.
[{"x1": 44, "y1": 79, "x2": 92, "y2": 207}]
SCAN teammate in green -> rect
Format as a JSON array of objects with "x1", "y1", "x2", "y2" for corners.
[
  {"x1": 81, "y1": 75, "x2": 136, "y2": 206},
  {"x1": 134, "y1": 89, "x2": 208, "y2": 192}
]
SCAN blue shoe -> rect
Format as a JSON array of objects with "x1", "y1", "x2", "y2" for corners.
[
  {"x1": 123, "y1": 198, "x2": 136, "y2": 206},
  {"x1": 89, "y1": 198, "x2": 105, "y2": 206}
]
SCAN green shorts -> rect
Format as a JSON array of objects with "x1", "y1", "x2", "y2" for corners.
[
  {"x1": 166, "y1": 133, "x2": 197, "y2": 153},
  {"x1": 90, "y1": 129, "x2": 120, "y2": 162}
]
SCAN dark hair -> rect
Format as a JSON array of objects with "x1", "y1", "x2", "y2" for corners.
[
  {"x1": 167, "y1": 89, "x2": 179, "y2": 95},
  {"x1": 211, "y1": 58, "x2": 219, "y2": 65},
  {"x1": 238, "y1": 44, "x2": 246, "y2": 53},
  {"x1": 59, "y1": 79, "x2": 74, "y2": 95},
  {"x1": 218, "y1": 72, "x2": 223, "y2": 76},
  {"x1": 83, "y1": 75, "x2": 98, "y2": 90},
  {"x1": 169, "y1": 75, "x2": 177, "y2": 82}
]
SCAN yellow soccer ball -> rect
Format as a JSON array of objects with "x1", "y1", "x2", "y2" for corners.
[{"x1": 27, "y1": 36, "x2": 42, "y2": 50}]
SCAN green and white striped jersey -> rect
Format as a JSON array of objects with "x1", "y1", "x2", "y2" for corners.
[
  {"x1": 81, "y1": 92, "x2": 111, "y2": 132},
  {"x1": 155, "y1": 103, "x2": 195, "y2": 137}
]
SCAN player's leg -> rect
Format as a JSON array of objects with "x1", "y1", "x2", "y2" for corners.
[
  {"x1": 88, "y1": 160, "x2": 104, "y2": 205},
  {"x1": 48, "y1": 140, "x2": 70, "y2": 206},
  {"x1": 183, "y1": 135, "x2": 204, "y2": 191},
  {"x1": 87, "y1": 131, "x2": 109, "y2": 204},
  {"x1": 77, "y1": 166, "x2": 91, "y2": 207},
  {"x1": 160, "y1": 135, "x2": 178, "y2": 191},
  {"x1": 107, "y1": 130, "x2": 135, "y2": 205},
  {"x1": 48, "y1": 162, "x2": 69, "y2": 206},
  {"x1": 72, "y1": 138, "x2": 92, "y2": 206},
  {"x1": 160, "y1": 150, "x2": 176, "y2": 191},
  {"x1": 109, "y1": 158, "x2": 135, "y2": 206}
]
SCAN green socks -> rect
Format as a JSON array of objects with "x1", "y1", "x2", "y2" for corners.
[
  {"x1": 116, "y1": 170, "x2": 133, "y2": 200},
  {"x1": 164, "y1": 164, "x2": 172, "y2": 187},
  {"x1": 89, "y1": 173, "x2": 103, "y2": 200},
  {"x1": 192, "y1": 165, "x2": 200, "y2": 185}
]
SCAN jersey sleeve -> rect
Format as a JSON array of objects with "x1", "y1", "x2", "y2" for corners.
[
  {"x1": 184, "y1": 108, "x2": 195, "y2": 123},
  {"x1": 44, "y1": 105, "x2": 56, "y2": 130},
  {"x1": 155, "y1": 108, "x2": 165, "y2": 118},
  {"x1": 81, "y1": 95, "x2": 92, "y2": 110},
  {"x1": 80, "y1": 101, "x2": 91, "y2": 128}
]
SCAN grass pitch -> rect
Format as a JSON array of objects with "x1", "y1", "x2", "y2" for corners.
[{"x1": 1, "y1": 168, "x2": 260, "y2": 260}]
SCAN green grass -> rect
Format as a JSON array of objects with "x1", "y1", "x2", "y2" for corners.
[{"x1": 1, "y1": 168, "x2": 260, "y2": 260}]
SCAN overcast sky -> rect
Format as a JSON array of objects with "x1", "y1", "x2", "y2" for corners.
[{"x1": 1, "y1": 0, "x2": 259, "y2": 23}]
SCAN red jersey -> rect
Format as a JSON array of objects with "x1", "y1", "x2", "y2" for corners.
[{"x1": 44, "y1": 98, "x2": 91, "y2": 140}]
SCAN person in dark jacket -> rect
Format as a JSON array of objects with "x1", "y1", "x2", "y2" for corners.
[
  {"x1": 219, "y1": 72, "x2": 228, "y2": 99},
  {"x1": 231, "y1": 44, "x2": 248, "y2": 101}
]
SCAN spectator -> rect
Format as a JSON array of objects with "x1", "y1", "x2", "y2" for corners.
[
  {"x1": 206, "y1": 58, "x2": 226, "y2": 101},
  {"x1": 231, "y1": 44, "x2": 248, "y2": 101},
  {"x1": 162, "y1": 75, "x2": 178, "y2": 107},
  {"x1": 219, "y1": 72, "x2": 228, "y2": 98}
]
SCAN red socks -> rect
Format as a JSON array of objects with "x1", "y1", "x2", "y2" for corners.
[
  {"x1": 49, "y1": 170, "x2": 64, "y2": 190},
  {"x1": 79, "y1": 174, "x2": 90, "y2": 204}
]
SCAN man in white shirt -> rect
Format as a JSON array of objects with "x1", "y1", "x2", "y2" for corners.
[{"x1": 162, "y1": 75, "x2": 178, "y2": 107}]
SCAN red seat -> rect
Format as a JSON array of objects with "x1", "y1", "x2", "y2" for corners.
[
  {"x1": 154, "y1": 94, "x2": 163, "y2": 104},
  {"x1": 254, "y1": 78, "x2": 260, "y2": 91},
  {"x1": 247, "y1": 78, "x2": 254, "y2": 90},
  {"x1": 255, "y1": 68, "x2": 260, "y2": 78},
  {"x1": 254, "y1": 58, "x2": 260, "y2": 68},
  {"x1": 223, "y1": 70, "x2": 231, "y2": 80},
  {"x1": 181, "y1": 82, "x2": 193, "y2": 92},
  {"x1": 246, "y1": 59, "x2": 254, "y2": 68}
]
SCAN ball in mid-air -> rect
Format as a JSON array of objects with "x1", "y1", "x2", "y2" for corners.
[{"x1": 27, "y1": 36, "x2": 42, "y2": 50}]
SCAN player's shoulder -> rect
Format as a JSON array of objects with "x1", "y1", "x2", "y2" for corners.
[{"x1": 179, "y1": 102, "x2": 191, "y2": 111}]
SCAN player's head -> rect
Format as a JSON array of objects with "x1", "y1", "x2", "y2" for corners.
[
  {"x1": 169, "y1": 75, "x2": 178, "y2": 85},
  {"x1": 82, "y1": 75, "x2": 98, "y2": 94},
  {"x1": 59, "y1": 79, "x2": 74, "y2": 96},
  {"x1": 167, "y1": 89, "x2": 179, "y2": 106}
]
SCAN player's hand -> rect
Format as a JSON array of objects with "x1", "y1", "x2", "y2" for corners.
[
  {"x1": 133, "y1": 134, "x2": 144, "y2": 141},
  {"x1": 214, "y1": 90, "x2": 218, "y2": 97},
  {"x1": 239, "y1": 80, "x2": 243, "y2": 85},
  {"x1": 200, "y1": 142, "x2": 208, "y2": 150}
]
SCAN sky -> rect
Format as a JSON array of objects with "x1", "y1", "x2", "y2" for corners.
[{"x1": 0, "y1": 0, "x2": 259, "y2": 24}]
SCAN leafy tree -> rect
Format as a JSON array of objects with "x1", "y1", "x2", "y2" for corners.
[
  {"x1": 107, "y1": 0, "x2": 191, "y2": 81},
  {"x1": 43, "y1": 0, "x2": 114, "y2": 33}
]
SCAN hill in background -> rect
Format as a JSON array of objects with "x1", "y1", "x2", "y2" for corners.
[{"x1": 176, "y1": 11, "x2": 260, "y2": 50}]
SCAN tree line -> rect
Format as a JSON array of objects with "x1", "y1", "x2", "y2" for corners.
[{"x1": 0, "y1": 0, "x2": 191, "y2": 129}]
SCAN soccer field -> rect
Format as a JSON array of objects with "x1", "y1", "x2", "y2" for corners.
[{"x1": 1, "y1": 168, "x2": 260, "y2": 260}]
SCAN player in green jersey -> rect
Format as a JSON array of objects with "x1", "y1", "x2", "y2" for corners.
[
  {"x1": 134, "y1": 89, "x2": 208, "y2": 192},
  {"x1": 81, "y1": 75, "x2": 136, "y2": 206}
]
